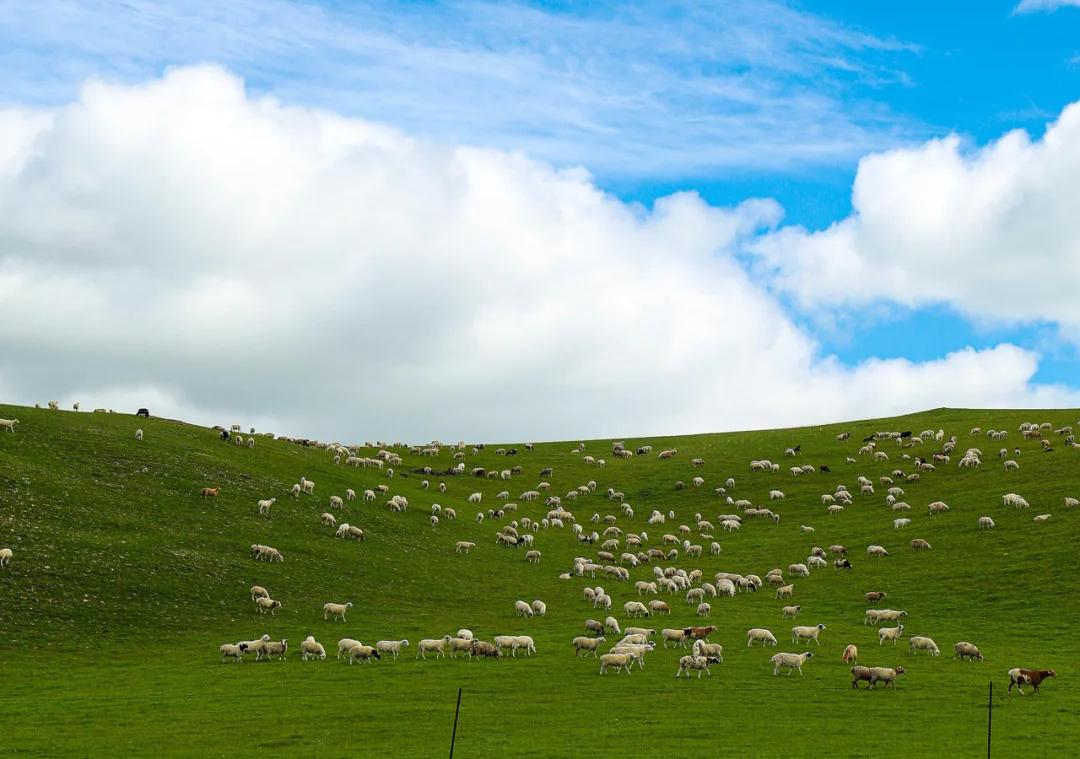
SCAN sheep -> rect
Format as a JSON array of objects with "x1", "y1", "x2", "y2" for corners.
[
  {"x1": 927, "y1": 501, "x2": 950, "y2": 515},
  {"x1": 910, "y1": 538, "x2": 931, "y2": 551},
  {"x1": 842, "y1": 644, "x2": 858, "y2": 664},
  {"x1": 776, "y1": 584, "x2": 794, "y2": 599},
  {"x1": 954, "y1": 641, "x2": 983, "y2": 662},
  {"x1": 676, "y1": 655, "x2": 712, "y2": 678},
  {"x1": 781, "y1": 605, "x2": 801, "y2": 619},
  {"x1": 0, "y1": 547, "x2": 13, "y2": 568},
  {"x1": 691, "y1": 639, "x2": 724, "y2": 663},
  {"x1": 770, "y1": 651, "x2": 814, "y2": 676},
  {"x1": 263, "y1": 639, "x2": 288, "y2": 660},
  {"x1": 792, "y1": 624, "x2": 825, "y2": 645},
  {"x1": 291, "y1": 483, "x2": 302, "y2": 498},
  {"x1": 300, "y1": 636, "x2": 327, "y2": 661},
  {"x1": 696, "y1": 602, "x2": 712, "y2": 618},
  {"x1": 337, "y1": 638, "x2": 364, "y2": 659},
  {"x1": 574, "y1": 636, "x2": 606, "y2": 656},
  {"x1": 363, "y1": 489, "x2": 376, "y2": 502},
  {"x1": 747, "y1": 628, "x2": 778, "y2": 647},
  {"x1": 661, "y1": 628, "x2": 690, "y2": 648},
  {"x1": 868, "y1": 666, "x2": 906, "y2": 689},
  {"x1": 257, "y1": 498, "x2": 276, "y2": 516},
  {"x1": 978, "y1": 516, "x2": 996, "y2": 530},
  {"x1": 878, "y1": 625, "x2": 904, "y2": 645},
  {"x1": 867, "y1": 545, "x2": 889, "y2": 558},
  {"x1": 865, "y1": 591, "x2": 887, "y2": 604},
  {"x1": 893, "y1": 518, "x2": 911, "y2": 529},
  {"x1": 220, "y1": 642, "x2": 247, "y2": 662},
  {"x1": 348, "y1": 644, "x2": 382, "y2": 664},
  {"x1": 416, "y1": 638, "x2": 449, "y2": 659},
  {"x1": 323, "y1": 602, "x2": 353, "y2": 622},
  {"x1": 649, "y1": 600, "x2": 671, "y2": 615},
  {"x1": 599, "y1": 653, "x2": 634, "y2": 675},
  {"x1": 865, "y1": 609, "x2": 907, "y2": 625},
  {"x1": 250, "y1": 585, "x2": 269, "y2": 602},
  {"x1": 515, "y1": 600, "x2": 534, "y2": 618},
  {"x1": 455, "y1": 540, "x2": 476, "y2": 554},
  {"x1": 237, "y1": 634, "x2": 271, "y2": 661},
  {"x1": 532, "y1": 599, "x2": 547, "y2": 617},
  {"x1": 800, "y1": 525, "x2": 815, "y2": 533},
  {"x1": 908, "y1": 636, "x2": 940, "y2": 656},
  {"x1": 201, "y1": 487, "x2": 220, "y2": 498},
  {"x1": 0, "y1": 419, "x2": 18, "y2": 433},
  {"x1": 256, "y1": 597, "x2": 282, "y2": 615},
  {"x1": 850, "y1": 665, "x2": 874, "y2": 689},
  {"x1": 1008, "y1": 667, "x2": 1057, "y2": 695},
  {"x1": 320, "y1": 512, "x2": 337, "y2": 527},
  {"x1": 134, "y1": 428, "x2": 144, "y2": 441},
  {"x1": 1033, "y1": 514, "x2": 1052, "y2": 523},
  {"x1": 512, "y1": 635, "x2": 537, "y2": 657}
]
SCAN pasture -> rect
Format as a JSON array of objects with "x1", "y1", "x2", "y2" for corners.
[{"x1": 1, "y1": 404, "x2": 1078, "y2": 757}]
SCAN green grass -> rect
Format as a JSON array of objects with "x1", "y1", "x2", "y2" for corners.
[{"x1": 1, "y1": 404, "x2": 1079, "y2": 757}]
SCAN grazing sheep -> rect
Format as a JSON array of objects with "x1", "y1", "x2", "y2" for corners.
[
  {"x1": 135, "y1": 428, "x2": 144, "y2": 441},
  {"x1": 842, "y1": 644, "x2": 858, "y2": 664},
  {"x1": 747, "y1": 628, "x2": 778, "y2": 647},
  {"x1": 336, "y1": 638, "x2": 363, "y2": 659},
  {"x1": 515, "y1": 600, "x2": 534, "y2": 618},
  {"x1": 910, "y1": 538, "x2": 931, "y2": 551},
  {"x1": 867, "y1": 545, "x2": 889, "y2": 558},
  {"x1": 878, "y1": 625, "x2": 904, "y2": 646},
  {"x1": 770, "y1": 651, "x2": 814, "y2": 676},
  {"x1": 909, "y1": 636, "x2": 940, "y2": 656},
  {"x1": 696, "y1": 602, "x2": 712, "y2": 618},
  {"x1": 300, "y1": 636, "x2": 327, "y2": 661},
  {"x1": 954, "y1": 642, "x2": 983, "y2": 662},
  {"x1": 263, "y1": 639, "x2": 288, "y2": 660},
  {"x1": 256, "y1": 597, "x2": 282, "y2": 615},
  {"x1": 323, "y1": 602, "x2": 353, "y2": 622},
  {"x1": 978, "y1": 516, "x2": 996, "y2": 530},
  {"x1": 532, "y1": 599, "x2": 547, "y2": 616},
  {"x1": 250, "y1": 585, "x2": 269, "y2": 602},
  {"x1": 348, "y1": 644, "x2": 382, "y2": 664},
  {"x1": 201, "y1": 487, "x2": 220, "y2": 498},
  {"x1": 321, "y1": 512, "x2": 337, "y2": 526},
  {"x1": 0, "y1": 548, "x2": 13, "y2": 568}
]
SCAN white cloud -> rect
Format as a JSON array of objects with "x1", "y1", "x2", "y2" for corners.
[
  {"x1": 751, "y1": 101, "x2": 1080, "y2": 334},
  {"x1": 1015, "y1": 0, "x2": 1080, "y2": 13},
  {"x1": 0, "y1": 66, "x2": 1074, "y2": 441}
]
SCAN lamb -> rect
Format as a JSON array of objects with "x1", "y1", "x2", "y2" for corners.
[
  {"x1": 599, "y1": 652, "x2": 634, "y2": 674},
  {"x1": 624, "y1": 601, "x2": 650, "y2": 618},
  {"x1": 300, "y1": 636, "x2": 327, "y2": 661},
  {"x1": 697, "y1": 602, "x2": 711, "y2": 618},
  {"x1": 532, "y1": 600, "x2": 547, "y2": 617},
  {"x1": 978, "y1": 516, "x2": 996, "y2": 530},
  {"x1": 868, "y1": 666, "x2": 906, "y2": 689},
  {"x1": 573, "y1": 636, "x2": 606, "y2": 656},
  {"x1": 455, "y1": 541, "x2": 476, "y2": 554},
  {"x1": 0, "y1": 547, "x2": 13, "y2": 567},
  {"x1": 770, "y1": 651, "x2": 814, "y2": 676},
  {"x1": 954, "y1": 642, "x2": 983, "y2": 662},
  {"x1": 135, "y1": 428, "x2": 144, "y2": 441},
  {"x1": 471, "y1": 640, "x2": 502, "y2": 658},
  {"x1": 908, "y1": 636, "x2": 940, "y2": 656},
  {"x1": 781, "y1": 605, "x2": 801, "y2": 619},
  {"x1": 867, "y1": 545, "x2": 889, "y2": 558},
  {"x1": 0, "y1": 419, "x2": 18, "y2": 433},
  {"x1": 323, "y1": 602, "x2": 353, "y2": 622},
  {"x1": 348, "y1": 644, "x2": 382, "y2": 664},
  {"x1": 515, "y1": 600, "x2": 534, "y2": 617},
  {"x1": 791, "y1": 624, "x2": 825, "y2": 645},
  {"x1": 258, "y1": 498, "x2": 276, "y2": 515},
  {"x1": 910, "y1": 538, "x2": 932, "y2": 551},
  {"x1": 321, "y1": 512, "x2": 337, "y2": 526},
  {"x1": 842, "y1": 644, "x2": 858, "y2": 664},
  {"x1": 201, "y1": 487, "x2": 220, "y2": 498},
  {"x1": 747, "y1": 628, "x2": 778, "y2": 647},
  {"x1": 878, "y1": 625, "x2": 904, "y2": 645},
  {"x1": 776, "y1": 584, "x2": 794, "y2": 599},
  {"x1": 1008, "y1": 667, "x2": 1057, "y2": 695},
  {"x1": 256, "y1": 597, "x2": 282, "y2": 615},
  {"x1": 676, "y1": 655, "x2": 712, "y2": 678}
]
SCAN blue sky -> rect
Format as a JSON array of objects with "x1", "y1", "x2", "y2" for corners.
[{"x1": 2, "y1": 1, "x2": 1080, "y2": 437}]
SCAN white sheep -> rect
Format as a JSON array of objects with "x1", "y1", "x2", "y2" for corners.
[
  {"x1": 219, "y1": 642, "x2": 247, "y2": 662},
  {"x1": 909, "y1": 636, "x2": 940, "y2": 656},
  {"x1": 676, "y1": 655, "x2": 712, "y2": 678},
  {"x1": 771, "y1": 651, "x2": 814, "y2": 676},
  {"x1": 573, "y1": 636, "x2": 606, "y2": 657},
  {"x1": 747, "y1": 628, "x2": 778, "y2": 647},
  {"x1": 0, "y1": 419, "x2": 19, "y2": 433},
  {"x1": 792, "y1": 624, "x2": 825, "y2": 645},
  {"x1": 515, "y1": 600, "x2": 534, "y2": 618},
  {"x1": 323, "y1": 602, "x2": 353, "y2": 622},
  {"x1": 0, "y1": 547, "x2": 13, "y2": 568},
  {"x1": 134, "y1": 428, "x2": 143, "y2": 441},
  {"x1": 416, "y1": 638, "x2": 448, "y2": 659},
  {"x1": 978, "y1": 516, "x2": 995, "y2": 530},
  {"x1": 301, "y1": 636, "x2": 327, "y2": 660},
  {"x1": 599, "y1": 652, "x2": 634, "y2": 675},
  {"x1": 878, "y1": 625, "x2": 904, "y2": 646},
  {"x1": 258, "y1": 498, "x2": 276, "y2": 515},
  {"x1": 255, "y1": 597, "x2": 282, "y2": 615},
  {"x1": 532, "y1": 599, "x2": 547, "y2": 616}
]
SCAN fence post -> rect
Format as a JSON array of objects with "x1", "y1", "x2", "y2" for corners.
[
  {"x1": 987, "y1": 680, "x2": 993, "y2": 759},
  {"x1": 449, "y1": 687, "x2": 462, "y2": 758}
]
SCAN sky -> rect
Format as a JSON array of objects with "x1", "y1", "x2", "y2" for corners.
[{"x1": 1, "y1": 0, "x2": 1079, "y2": 441}]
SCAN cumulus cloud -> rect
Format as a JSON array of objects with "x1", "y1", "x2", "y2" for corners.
[
  {"x1": 1015, "y1": 0, "x2": 1080, "y2": 13},
  {"x1": 752, "y1": 101, "x2": 1080, "y2": 336},
  {"x1": 0, "y1": 66, "x2": 1074, "y2": 441}
]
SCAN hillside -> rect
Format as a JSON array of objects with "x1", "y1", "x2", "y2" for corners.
[{"x1": 1, "y1": 403, "x2": 1078, "y2": 757}]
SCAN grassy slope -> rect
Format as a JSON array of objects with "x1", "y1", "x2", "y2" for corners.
[{"x1": 1, "y1": 404, "x2": 1078, "y2": 757}]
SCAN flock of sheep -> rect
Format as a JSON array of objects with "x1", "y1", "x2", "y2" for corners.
[{"x1": 1, "y1": 405, "x2": 1070, "y2": 697}]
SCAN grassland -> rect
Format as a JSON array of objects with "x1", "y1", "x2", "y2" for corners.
[{"x1": 1, "y1": 403, "x2": 1079, "y2": 757}]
